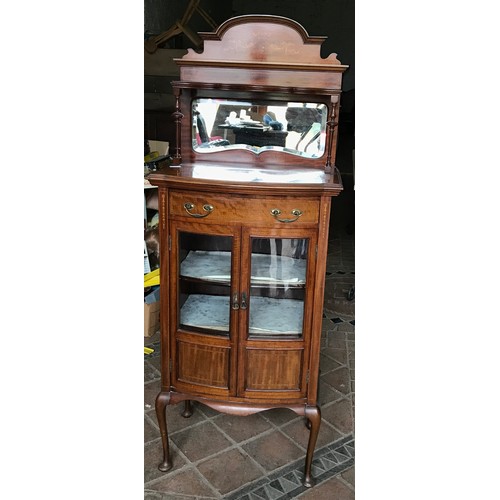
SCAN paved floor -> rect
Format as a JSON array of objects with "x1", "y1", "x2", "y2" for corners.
[{"x1": 144, "y1": 227, "x2": 354, "y2": 499}]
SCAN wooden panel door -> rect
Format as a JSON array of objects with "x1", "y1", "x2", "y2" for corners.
[
  {"x1": 237, "y1": 227, "x2": 318, "y2": 400},
  {"x1": 169, "y1": 221, "x2": 241, "y2": 398}
]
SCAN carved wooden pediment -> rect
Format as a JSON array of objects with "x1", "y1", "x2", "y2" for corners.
[{"x1": 177, "y1": 15, "x2": 347, "y2": 72}]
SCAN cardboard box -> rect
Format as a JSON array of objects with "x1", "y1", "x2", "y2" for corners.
[
  {"x1": 144, "y1": 283, "x2": 160, "y2": 338},
  {"x1": 144, "y1": 300, "x2": 160, "y2": 337},
  {"x1": 144, "y1": 287, "x2": 160, "y2": 337}
]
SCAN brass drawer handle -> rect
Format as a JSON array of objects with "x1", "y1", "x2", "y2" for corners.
[
  {"x1": 183, "y1": 202, "x2": 214, "y2": 218},
  {"x1": 270, "y1": 208, "x2": 303, "y2": 223}
]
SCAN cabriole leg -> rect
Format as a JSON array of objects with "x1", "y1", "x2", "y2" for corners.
[
  {"x1": 303, "y1": 405, "x2": 321, "y2": 488},
  {"x1": 155, "y1": 392, "x2": 173, "y2": 472}
]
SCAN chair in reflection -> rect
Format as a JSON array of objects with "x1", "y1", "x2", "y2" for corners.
[
  {"x1": 285, "y1": 107, "x2": 323, "y2": 152},
  {"x1": 194, "y1": 111, "x2": 230, "y2": 147}
]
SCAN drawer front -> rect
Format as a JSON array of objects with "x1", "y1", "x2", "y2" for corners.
[{"x1": 169, "y1": 191, "x2": 319, "y2": 225}]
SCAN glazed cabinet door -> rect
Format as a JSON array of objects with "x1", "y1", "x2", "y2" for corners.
[
  {"x1": 237, "y1": 227, "x2": 318, "y2": 400},
  {"x1": 169, "y1": 221, "x2": 241, "y2": 398}
]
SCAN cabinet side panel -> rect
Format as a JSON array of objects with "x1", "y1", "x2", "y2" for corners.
[
  {"x1": 177, "y1": 341, "x2": 230, "y2": 389},
  {"x1": 307, "y1": 196, "x2": 332, "y2": 403},
  {"x1": 158, "y1": 187, "x2": 171, "y2": 390},
  {"x1": 245, "y1": 349, "x2": 302, "y2": 391}
]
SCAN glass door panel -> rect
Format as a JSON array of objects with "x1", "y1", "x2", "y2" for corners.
[
  {"x1": 248, "y1": 237, "x2": 308, "y2": 339},
  {"x1": 178, "y1": 231, "x2": 233, "y2": 336}
]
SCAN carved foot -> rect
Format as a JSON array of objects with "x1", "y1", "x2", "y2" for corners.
[
  {"x1": 303, "y1": 474, "x2": 316, "y2": 488},
  {"x1": 158, "y1": 459, "x2": 173, "y2": 472},
  {"x1": 181, "y1": 400, "x2": 193, "y2": 418}
]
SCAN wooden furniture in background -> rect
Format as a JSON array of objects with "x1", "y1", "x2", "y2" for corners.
[{"x1": 148, "y1": 15, "x2": 348, "y2": 488}]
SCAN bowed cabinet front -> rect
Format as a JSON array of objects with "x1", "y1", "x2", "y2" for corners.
[{"x1": 167, "y1": 190, "x2": 320, "y2": 402}]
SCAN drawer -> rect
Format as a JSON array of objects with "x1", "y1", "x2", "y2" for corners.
[{"x1": 169, "y1": 191, "x2": 319, "y2": 225}]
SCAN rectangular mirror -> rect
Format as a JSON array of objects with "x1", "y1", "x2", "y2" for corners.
[{"x1": 192, "y1": 98, "x2": 328, "y2": 159}]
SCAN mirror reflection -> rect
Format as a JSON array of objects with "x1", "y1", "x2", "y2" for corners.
[{"x1": 192, "y1": 98, "x2": 328, "y2": 158}]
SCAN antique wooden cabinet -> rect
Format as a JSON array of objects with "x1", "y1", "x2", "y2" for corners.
[{"x1": 148, "y1": 15, "x2": 348, "y2": 488}]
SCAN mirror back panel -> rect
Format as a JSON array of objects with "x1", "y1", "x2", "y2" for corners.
[{"x1": 169, "y1": 15, "x2": 348, "y2": 170}]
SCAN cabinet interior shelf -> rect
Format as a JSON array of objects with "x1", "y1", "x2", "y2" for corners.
[
  {"x1": 180, "y1": 250, "x2": 307, "y2": 286},
  {"x1": 180, "y1": 294, "x2": 304, "y2": 335},
  {"x1": 179, "y1": 276, "x2": 305, "y2": 290}
]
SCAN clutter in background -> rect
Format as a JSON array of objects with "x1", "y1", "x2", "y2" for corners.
[
  {"x1": 144, "y1": 140, "x2": 171, "y2": 175},
  {"x1": 144, "y1": 139, "x2": 166, "y2": 338}
]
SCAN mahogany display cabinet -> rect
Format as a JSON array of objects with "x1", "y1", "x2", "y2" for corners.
[{"x1": 148, "y1": 14, "x2": 348, "y2": 488}]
